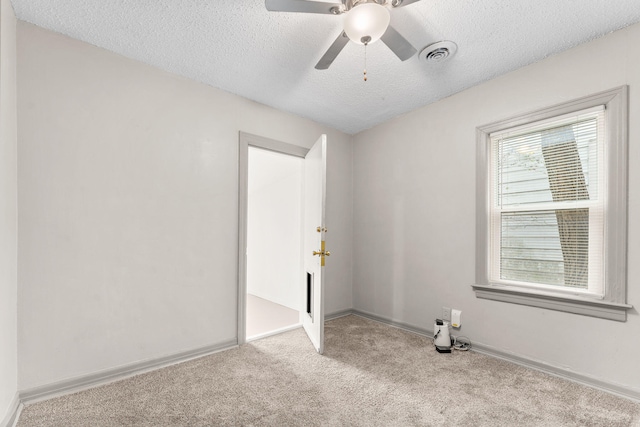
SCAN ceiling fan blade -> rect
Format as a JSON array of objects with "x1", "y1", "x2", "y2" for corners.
[
  {"x1": 380, "y1": 25, "x2": 417, "y2": 61},
  {"x1": 266, "y1": 0, "x2": 343, "y2": 14},
  {"x1": 389, "y1": 0, "x2": 422, "y2": 8},
  {"x1": 315, "y1": 32, "x2": 349, "y2": 70}
]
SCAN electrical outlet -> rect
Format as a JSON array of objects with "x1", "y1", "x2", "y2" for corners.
[{"x1": 442, "y1": 306, "x2": 451, "y2": 322}]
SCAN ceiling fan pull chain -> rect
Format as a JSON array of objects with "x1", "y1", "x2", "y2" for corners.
[{"x1": 363, "y1": 42, "x2": 368, "y2": 82}]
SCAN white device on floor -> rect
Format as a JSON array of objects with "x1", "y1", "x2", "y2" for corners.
[{"x1": 434, "y1": 320, "x2": 451, "y2": 353}]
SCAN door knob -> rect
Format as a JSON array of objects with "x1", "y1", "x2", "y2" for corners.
[{"x1": 313, "y1": 241, "x2": 330, "y2": 266}]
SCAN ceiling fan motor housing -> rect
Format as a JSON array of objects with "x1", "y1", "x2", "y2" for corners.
[{"x1": 342, "y1": 0, "x2": 393, "y2": 13}]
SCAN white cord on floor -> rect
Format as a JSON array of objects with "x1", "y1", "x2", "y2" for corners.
[{"x1": 453, "y1": 336, "x2": 471, "y2": 351}]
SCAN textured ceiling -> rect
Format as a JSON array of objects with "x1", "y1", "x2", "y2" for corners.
[{"x1": 11, "y1": 0, "x2": 640, "y2": 134}]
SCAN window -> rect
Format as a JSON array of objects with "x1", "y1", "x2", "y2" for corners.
[{"x1": 474, "y1": 86, "x2": 631, "y2": 321}]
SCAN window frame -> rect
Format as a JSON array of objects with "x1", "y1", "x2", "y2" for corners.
[{"x1": 474, "y1": 86, "x2": 631, "y2": 321}]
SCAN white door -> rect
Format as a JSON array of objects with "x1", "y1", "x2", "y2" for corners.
[{"x1": 302, "y1": 135, "x2": 327, "y2": 354}]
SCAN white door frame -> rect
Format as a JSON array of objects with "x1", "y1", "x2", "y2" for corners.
[{"x1": 237, "y1": 132, "x2": 309, "y2": 345}]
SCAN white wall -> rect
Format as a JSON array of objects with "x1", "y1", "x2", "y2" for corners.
[
  {"x1": 247, "y1": 147, "x2": 302, "y2": 310},
  {"x1": 0, "y1": 0, "x2": 18, "y2": 421},
  {"x1": 352, "y1": 22, "x2": 640, "y2": 393},
  {"x1": 17, "y1": 22, "x2": 353, "y2": 390},
  {"x1": 324, "y1": 127, "x2": 353, "y2": 315}
]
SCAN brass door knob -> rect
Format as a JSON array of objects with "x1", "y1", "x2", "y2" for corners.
[{"x1": 313, "y1": 240, "x2": 330, "y2": 266}]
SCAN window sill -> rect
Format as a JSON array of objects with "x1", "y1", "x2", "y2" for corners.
[{"x1": 472, "y1": 284, "x2": 632, "y2": 321}]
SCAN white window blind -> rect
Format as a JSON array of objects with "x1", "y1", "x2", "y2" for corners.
[{"x1": 489, "y1": 106, "x2": 605, "y2": 297}]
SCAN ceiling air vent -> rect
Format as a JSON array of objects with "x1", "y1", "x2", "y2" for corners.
[{"x1": 419, "y1": 41, "x2": 457, "y2": 64}]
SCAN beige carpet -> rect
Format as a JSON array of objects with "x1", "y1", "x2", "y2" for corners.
[{"x1": 17, "y1": 315, "x2": 640, "y2": 426}]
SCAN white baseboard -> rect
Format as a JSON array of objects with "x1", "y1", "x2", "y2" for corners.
[
  {"x1": 0, "y1": 392, "x2": 21, "y2": 427},
  {"x1": 11, "y1": 311, "x2": 390, "y2": 411},
  {"x1": 19, "y1": 339, "x2": 237, "y2": 406},
  {"x1": 247, "y1": 323, "x2": 302, "y2": 342},
  {"x1": 350, "y1": 309, "x2": 436, "y2": 337},
  {"x1": 470, "y1": 342, "x2": 640, "y2": 403},
  {"x1": 17, "y1": 313, "x2": 343, "y2": 410},
  {"x1": 14, "y1": 314, "x2": 345, "y2": 410},
  {"x1": 325, "y1": 309, "x2": 353, "y2": 321},
  {"x1": 343, "y1": 309, "x2": 640, "y2": 403},
  {"x1": 13, "y1": 309, "x2": 639, "y2": 426}
]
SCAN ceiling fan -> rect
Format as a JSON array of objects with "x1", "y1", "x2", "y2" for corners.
[{"x1": 265, "y1": 0, "x2": 421, "y2": 70}]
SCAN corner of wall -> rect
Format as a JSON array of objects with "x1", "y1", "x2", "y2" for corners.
[
  {"x1": 0, "y1": 0, "x2": 19, "y2": 424},
  {"x1": 349, "y1": 133, "x2": 356, "y2": 311}
]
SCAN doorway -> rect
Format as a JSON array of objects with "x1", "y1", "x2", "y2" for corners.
[
  {"x1": 246, "y1": 146, "x2": 303, "y2": 339},
  {"x1": 237, "y1": 132, "x2": 310, "y2": 345}
]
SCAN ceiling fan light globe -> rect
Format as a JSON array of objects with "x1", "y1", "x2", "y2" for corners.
[{"x1": 343, "y1": 3, "x2": 390, "y2": 45}]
